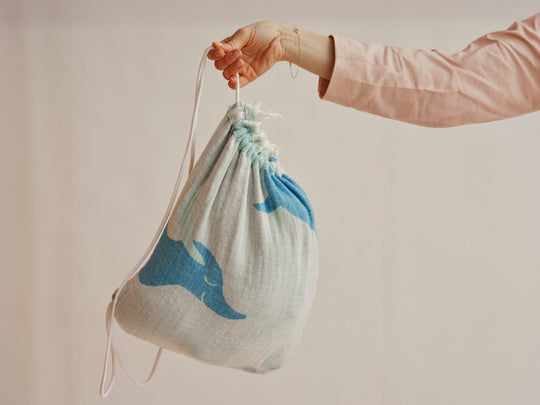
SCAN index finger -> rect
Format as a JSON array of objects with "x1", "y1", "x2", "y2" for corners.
[{"x1": 207, "y1": 47, "x2": 225, "y2": 61}]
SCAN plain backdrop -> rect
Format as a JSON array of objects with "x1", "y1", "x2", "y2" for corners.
[{"x1": 2, "y1": 1, "x2": 539, "y2": 404}]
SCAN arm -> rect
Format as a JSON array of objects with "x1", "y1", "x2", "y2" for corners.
[
  {"x1": 278, "y1": 24, "x2": 335, "y2": 81},
  {"x1": 280, "y1": 13, "x2": 540, "y2": 127}
]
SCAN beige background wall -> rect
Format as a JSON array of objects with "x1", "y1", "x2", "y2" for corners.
[{"x1": 2, "y1": 1, "x2": 539, "y2": 404}]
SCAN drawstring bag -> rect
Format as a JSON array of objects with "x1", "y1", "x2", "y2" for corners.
[{"x1": 99, "y1": 46, "x2": 319, "y2": 397}]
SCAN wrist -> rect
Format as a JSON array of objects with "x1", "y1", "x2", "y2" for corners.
[{"x1": 278, "y1": 22, "x2": 300, "y2": 63}]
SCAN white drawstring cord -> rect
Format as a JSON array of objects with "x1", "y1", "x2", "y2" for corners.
[
  {"x1": 99, "y1": 46, "x2": 240, "y2": 398},
  {"x1": 235, "y1": 72, "x2": 240, "y2": 103}
]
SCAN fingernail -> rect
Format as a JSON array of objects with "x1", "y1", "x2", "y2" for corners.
[
  {"x1": 232, "y1": 49, "x2": 241, "y2": 58},
  {"x1": 235, "y1": 59, "x2": 243, "y2": 67},
  {"x1": 230, "y1": 75, "x2": 236, "y2": 81}
]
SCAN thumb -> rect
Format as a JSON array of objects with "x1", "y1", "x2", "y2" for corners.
[{"x1": 214, "y1": 27, "x2": 250, "y2": 52}]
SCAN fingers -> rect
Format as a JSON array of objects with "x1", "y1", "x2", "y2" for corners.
[
  {"x1": 207, "y1": 47, "x2": 225, "y2": 61},
  {"x1": 211, "y1": 40, "x2": 234, "y2": 53},
  {"x1": 215, "y1": 27, "x2": 250, "y2": 52},
  {"x1": 222, "y1": 57, "x2": 243, "y2": 80},
  {"x1": 207, "y1": 43, "x2": 245, "y2": 87},
  {"x1": 213, "y1": 48, "x2": 242, "y2": 71},
  {"x1": 208, "y1": 25, "x2": 250, "y2": 61},
  {"x1": 208, "y1": 26, "x2": 252, "y2": 88},
  {"x1": 228, "y1": 74, "x2": 249, "y2": 90},
  {"x1": 206, "y1": 43, "x2": 232, "y2": 62}
]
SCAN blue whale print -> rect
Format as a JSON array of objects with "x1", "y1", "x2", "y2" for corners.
[
  {"x1": 139, "y1": 228, "x2": 246, "y2": 320},
  {"x1": 253, "y1": 168, "x2": 316, "y2": 231}
]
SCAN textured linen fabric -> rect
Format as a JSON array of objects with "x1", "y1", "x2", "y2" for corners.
[
  {"x1": 115, "y1": 101, "x2": 318, "y2": 374},
  {"x1": 318, "y1": 12, "x2": 540, "y2": 127}
]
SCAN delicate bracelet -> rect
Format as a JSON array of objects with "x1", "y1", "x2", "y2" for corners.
[{"x1": 288, "y1": 25, "x2": 300, "y2": 79}]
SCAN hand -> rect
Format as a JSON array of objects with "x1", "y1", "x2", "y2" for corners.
[{"x1": 207, "y1": 21, "x2": 286, "y2": 89}]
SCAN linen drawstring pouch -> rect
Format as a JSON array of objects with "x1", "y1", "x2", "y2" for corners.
[{"x1": 99, "y1": 46, "x2": 319, "y2": 397}]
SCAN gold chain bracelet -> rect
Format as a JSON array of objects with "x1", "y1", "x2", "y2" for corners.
[{"x1": 288, "y1": 25, "x2": 300, "y2": 79}]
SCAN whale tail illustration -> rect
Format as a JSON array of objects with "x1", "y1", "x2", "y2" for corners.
[
  {"x1": 138, "y1": 229, "x2": 246, "y2": 320},
  {"x1": 253, "y1": 169, "x2": 316, "y2": 231},
  {"x1": 201, "y1": 289, "x2": 246, "y2": 320}
]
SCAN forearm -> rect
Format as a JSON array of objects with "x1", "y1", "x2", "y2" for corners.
[
  {"x1": 278, "y1": 23, "x2": 335, "y2": 80},
  {"x1": 317, "y1": 13, "x2": 540, "y2": 127}
]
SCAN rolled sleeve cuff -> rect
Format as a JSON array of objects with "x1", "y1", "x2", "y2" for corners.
[
  {"x1": 317, "y1": 34, "x2": 349, "y2": 101},
  {"x1": 317, "y1": 34, "x2": 386, "y2": 106},
  {"x1": 316, "y1": 34, "x2": 464, "y2": 127}
]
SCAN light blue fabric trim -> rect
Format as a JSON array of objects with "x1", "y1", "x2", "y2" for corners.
[
  {"x1": 227, "y1": 102, "x2": 282, "y2": 176},
  {"x1": 226, "y1": 102, "x2": 316, "y2": 232},
  {"x1": 231, "y1": 124, "x2": 277, "y2": 175}
]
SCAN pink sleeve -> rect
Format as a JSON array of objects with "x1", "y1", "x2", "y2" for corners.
[{"x1": 318, "y1": 13, "x2": 540, "y2": 127}]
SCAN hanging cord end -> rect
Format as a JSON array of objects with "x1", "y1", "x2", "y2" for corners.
[
  {"x1": 99, "y1": 44, "x2": 215, "y2": 397},
  {"x1": 99, "y1": 292, "x2": 163, "y2": 397},
  {"x1": 235, "y1": 72, "x2": 241, "y2": 104},
  {"x1": 99, "y1": 297, "x2": 117, "y2": 398}
]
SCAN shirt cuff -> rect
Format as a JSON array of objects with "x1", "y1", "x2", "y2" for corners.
[
  {"x1": 317, "y1": 35, "x2": 335, "y2": 99},
  {"x1": 317, "y1": 34, "x2": 361, "y2": 103},
  {"x1": 316, "y1": 34, "x2": 462, "y2": 126},
  {"x1": 317, "y1": 34, "x2": 411, "y2": 107}
]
